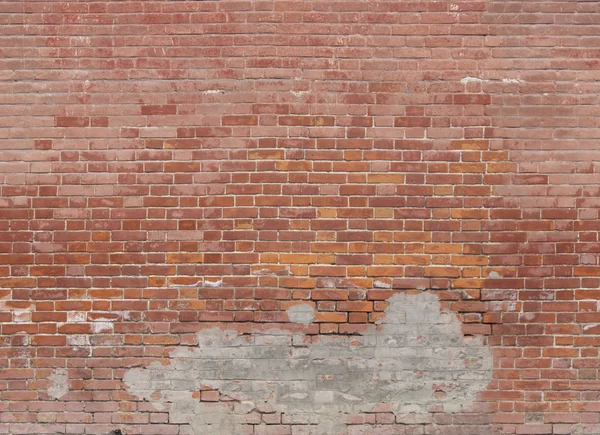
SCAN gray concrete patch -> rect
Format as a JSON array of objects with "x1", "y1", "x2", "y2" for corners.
[
  {"x1": 286, "y1": 304, "x2": 316, "y2": 324},
  {"x1": 48, "y1": 368, "x2": 69, "y2": 400},
  {"x1": 123, "y1": 292, "x2": 492, "y2": 435}
]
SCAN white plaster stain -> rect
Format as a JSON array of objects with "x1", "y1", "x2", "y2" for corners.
[
  {"x1": 67, "y1": 335, "x2": 89, "y2": 346},
  {"x1": 12, "y1": 309, "x2": 31, "y2": 323},
  {"x1": 168, "y1": 279, "x2": 203, "y2": 288},
  {"x1": 374, "y1": 280, "x2": 392, "y2": 289},
  {"x1": 291, "y1": 90, "x2": 309, "y2": 98},
  {"x1": 460, "y1": 76, "x2": 485, "y2": 84},
  {"x1": 67, "y1": 312, "x2": 86, "y2": 323},
  {"x1": 460, "y1": 77, "x2": 525, "y2": 85},
  {"x1": 502, "y1": 78, "x2": 524, "y2": 84},
  {"x1": 91, "y1": 322, "x2": 113, "y2": 334}
]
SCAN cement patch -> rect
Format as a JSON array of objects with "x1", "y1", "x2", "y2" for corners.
[
  {"x1": 48, "y1": 368, "x2": 69, "y2": 400},
  {"x1": 286, "y1": 303, "x2": 316, "y2": 324},
  {"x1": 123, "y1": 292, "x2": 492, "y2": 434}
]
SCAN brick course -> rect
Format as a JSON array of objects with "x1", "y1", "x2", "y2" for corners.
[{"x1": 2, "y1": 0, "x2": 600, "y2": 433}]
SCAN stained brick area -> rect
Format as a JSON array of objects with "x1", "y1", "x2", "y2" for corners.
[{"x1": 2, "y1": 0, "x2": 600, "y2": 434}]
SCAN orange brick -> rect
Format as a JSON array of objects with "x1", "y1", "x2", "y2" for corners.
[
  {"x1": 276, "y1": 160, "x2": 312, "y2": 171},
  {"x1": 449, "y1": 163, "x2": 486, "y2": 173},
  {"x1": 337, "y1": 301, "x2": 373, "y2": 312},
  {"x1": 450, "y1": 140, "x2": 489, "y2": 150},
  {"x1": 367, "y1": 174, "x2": 405, "y2": 184},
  {"x1": 248, "y1": 149, "x2": 285, "y2": 160},
  {"x1": 315, "y1": 312, "x2": 347, "y2": 323},
  {"x1": 366, "y1": 266, "x2": 404, "y2": 277},
  {"x1": 279, "y1": 254, "x2": 317, "y2": 264},
  {"x1": 424, "y1": 267, "x2": 461, "y2": 278},
  {"x1": 166, "y1": 253, "x2": 204, "y2": 263},
  {"x1": 575, "y1": 267, "x2": 600, "y2": 277},
  {"x1": 279, "y1": 277, "x2": 315, "y2": 289},
  {"x1": 311, "y1": 290, "x2": 349, "y2": 301}
]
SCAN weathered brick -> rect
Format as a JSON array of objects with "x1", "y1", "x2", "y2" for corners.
[{"x1": 1, "y1": 1, "x2": 598, "y2": 433}]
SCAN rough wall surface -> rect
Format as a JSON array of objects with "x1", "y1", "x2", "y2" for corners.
[{"x1": 1, "y1": 0, "x2": 600, "y2": 434}]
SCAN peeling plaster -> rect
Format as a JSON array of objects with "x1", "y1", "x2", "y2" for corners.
[{"x1": 123, "y1": 292, "x2": 492, "y2": 435}]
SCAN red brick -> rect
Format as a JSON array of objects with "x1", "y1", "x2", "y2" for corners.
[
  {"x1": 453, "y1": 94, "x2": 491, "y2": 105},
  {"x1": 55, "y1": 116, "x2": 90, "y2": 127},
  {"x1": 394, "y1": 117, "x2": 432, "y2": 127},
  {"x1": 141, "y1": 105, "x2": 177, "y2": 115},
  {"x1": 2, "y1": 3, "x2": 598, "y2": 432},
  {"x1": 222, "y1": 115, "x2": 259, "y2": 126}
]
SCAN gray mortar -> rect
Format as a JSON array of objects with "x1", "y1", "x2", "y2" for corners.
[
  {"x1": 48, "y1": 368, "x2": 69, "y2": 400},
  {"x1": 123, "y1": 292, "x2": 492, "y2": 435}
]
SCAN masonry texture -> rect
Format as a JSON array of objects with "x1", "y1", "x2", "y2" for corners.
[
  {"x1": 1, "y1": 0, "x2": 600, "y2": 434},
  {"x1": 123, "y1": 293, "x2": 492, "y2": 434}
]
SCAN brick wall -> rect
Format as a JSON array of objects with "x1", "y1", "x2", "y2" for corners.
[{"x1": 1, "y1": 1, "x2": 600, "y2": 434}]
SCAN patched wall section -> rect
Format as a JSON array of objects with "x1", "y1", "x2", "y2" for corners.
[
  {"x1": 47, "y1": 368, "x2": 69, "y2": 400},
  {"x1": 4, "y1": 1, "x2": 600, "y2": 434},
  {"x1": 124, "y1": 292, "x2": 492, "y2": 434}
]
